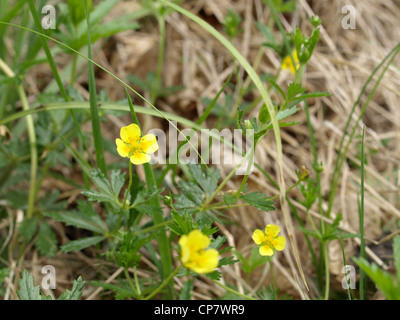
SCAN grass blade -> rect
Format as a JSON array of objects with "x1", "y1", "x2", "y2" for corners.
[{"x1": 84, "y1": 0, "x2": 106, "y2": 174}]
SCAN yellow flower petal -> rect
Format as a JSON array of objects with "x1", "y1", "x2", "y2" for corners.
[
  {"x1": 178, "y1": 235, "x2": 190, "y2": 263},
  {"x1": 120, "y1": 124, "x2": 141, "y2": 143},
  {"x1": 190, "y1": 249, "x2": 219, "y2": 274},
  {"x1": 186, "y1": 229, "x2": 210, "y2": 250},
  {"x1": 179, "y1": 230, "x2": 219, "y2": 274},
  {"x1": 252, "y1": 229, "x2": 267, "y2": 245},
  {"x1": 130, "y1": 152, "x2": 151, "y2": 165},
  {"x1": 259, "y1": 245, "x2": 274, "y2": 256},
  {"x1": 140, "y1": 134, "x2": 159, "y2": 154},
  {"x1": 272, "y1": 236, "x2": 286, "y2": 251},
  {"x1": 265, "y1": 224, "x2": 280, "y2": 239},
  {"x1": 281, "y1": 50, "x2": 299, "y2": 74},
  {"x1": 115, "y1": 138, "x2": 130, "y2": 158}
]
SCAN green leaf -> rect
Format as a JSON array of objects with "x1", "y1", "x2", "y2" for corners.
[
  {"x1": 88, "y1": 169, "x2": 114, "y2": 197},
  {"x1": 35, "y1": 222, "x2": 57, "y2": 257},
  {"x1": 296, "y1": 226, "x2": 321, "y2": 240},
  {"x1": 18, "y1": 217, "x2": 39, "y2": 242},
  {"x1": 353, "y1": 257, "x2": 400, "y2": 300},
  {"x1": 17, "y1": 270, "x2": 42, "y2": 300},
  {"x1": 178, "y1": 280, "x2": 193, "y2": 300},
  {"x1": 235, "y1": 247, "x2": 270, "y2": 274},
  {"x1": 169, "y1": 210, "x2": 194, "y2": 236},
  {"x1": 256, "y1": 22, "x2": 276, "y2": 46},
  {"x1": 239, "y1": 192, "x2": 275, "y2": 212},
  {"x1": 205, "y1": 270, "x2": 222, "y2": 281},
  {"x1": 0, "y1": 268, "x2": 9, "y2": 285},
  {"x1": 81, "y1": 190, "x2": 115, "y2": 203},
  {"x1": 209, "y1": 235, "x2": 226, "y2": 250},
  {"x1": 327, "y1": 213, "x2": 342, "y2": 234},
  {"x1": 287, "y1": 82, "x2": 306, "y2": 101},
  {"x1": 110, "y1": 169, "x2": 126, "y2": 197},
  {"x1": 188, "y1": 164, "x2": 220, "y2": 197},
  {"x1": 89, "y1": 281, "x2": 134, "y2": 300},
  {"x1": 67, "y1": 0, "x2": 92, "y2": 25},
  {"x1": 57, "y1": 276, "x2": 85, "y2": 300},
  {"x1": 222, "y1": 194, "x2": 238, "y2": 206},
  {"x1": 43, "y1": 201, "x2": 107, "y2": 234},
  {"x1": 61, "y1": 236, "x2": 106, "y2": 253}
]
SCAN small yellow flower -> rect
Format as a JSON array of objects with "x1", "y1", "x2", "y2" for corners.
[
  {"x1": 252, "y1": 224, "x2": 286, "y2": 256},
  {"x1": 179, "y1": 230, "x2": 219, "y2": 274},
  {"x1": 281, "y1": 49, "x2": 300, "y2": 74},
  {"x1": 115, "y1": 123, "x2": 158, "y2": 165}
]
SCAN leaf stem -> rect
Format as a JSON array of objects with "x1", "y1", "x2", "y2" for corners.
[
  {"x1": 143, "y1": 265, "x2": 182, "y2": 300},
  {"x1": 212, "y1": 279, "x2": 257, "y2": 300}
]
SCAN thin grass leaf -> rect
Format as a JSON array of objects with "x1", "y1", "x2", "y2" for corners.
[{"x1": 84, "y1": 0, "x2": 106, "y2": 174}]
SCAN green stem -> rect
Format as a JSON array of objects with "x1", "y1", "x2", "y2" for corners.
[
  {"x1": 27, "y1": 0, "x2": 69, "y2": 101},
  {"x1": 133, "y1": 266, "x2": 141, "y2": 296},
  {"x1": 144, "y1": 265, "x2": 182, "y2": 300},
  {"x1": 212, "y1": 279, "x2": 257, "y2": 300},
  {"x1": 124, "y1": 268, "x2": 138, "y2": 297},
  {"x1": 84, "y1": 0, "x2": 107, "y2": 175},
  {"x1": 268, "y1": 258, "x2": 277, "y2": 300},
  {"x1": 126, "y1": 90, "x2": 173, "y2": 297},
  {"x1": 359, "y1": 127, "x2": 366, "y2": 300},
  {"x1": 0, "y1": 58, "x2": 38, "y2": 219},
  {"x1": 322, "y1": 242, "x2": 330, "y2": 300},
  {"x1": 151, "y1": 14, "x2": 166, "y2": 104}
]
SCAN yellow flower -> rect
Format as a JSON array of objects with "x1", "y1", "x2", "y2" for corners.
[
  {"x1": 252, "y1": 224, "x2": 286, "y2": 256},
  {"x1": 178, "y1": 230, "x2": 219, "y2": 274},
  {"x1": 115, "y1": 123, "x2": 159, "y2": 165},
  {"x1": 281, "y1": 49, "x2": 300, "y2": 74}
]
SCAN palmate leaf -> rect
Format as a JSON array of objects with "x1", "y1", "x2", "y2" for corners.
[
  {"x1": 187, "y1": 164, "x2": 220, "y2": 197},
  {"x1": 18, "y1": 217, "x2": 39, "y2": 242},
  {"x1": 57, "y1": 276, "x2": 85, "y2": 300},
  {"x1": 35, "y1": 221, "x2": 58, "y2": 257},
  {"x1": 17, "y1": 270, "x2": 86, "y2": 300},
  {"x1": 17, "y1": 270, "x2": 42, "y2": 300}
]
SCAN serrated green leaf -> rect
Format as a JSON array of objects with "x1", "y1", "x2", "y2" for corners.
[
  {"x1": 81, "y1": 190, "x2": 115, "y2": 203},
  {"x1": 222, "y1": 194, "x2": 238, "y2": 206},
  {"x1": 188, "y1": 164, "x2": 220, "y2": 197},
  {"x1": 218, "y1": 256, "x2": 239, "y2": 267},
  {"x1": 17, "y1": 270, "x2": 42, "y2": 300},
  {"x1": 169, "y1": 210, "x2": 194, "y2": 236},
  {"x1": 18, "y1": 217, "x2": 39, "y2": 242},
  {"x1": 287, "y1": 82, "x2": 306, "y2": 100},
  {"x1": 61, "y1": 236, "x2": 106, "y2": 253},
  {"x1": 353, "y1": 257, "x2": 400, "y2": 300},
  {"x1": 209, "y1": 235, "x2": 226, "y2": 250},
  {"x1": 35, "y1": 222, "x2": 57, "y2": 257},
  {"x1": 88, "y1": 169, "x2": 114, "y2": 197},
  {"x1": 205, "y1": 270, "x2": 222, "y2": 281},
  {"x1": 110, "y1": 169, "x2": 126, "y2": 197},
  {"x1": 57, "y1": 276, "x2": 85, "y2": 300},
  {"x1": 239, "y1": 192, "x2": 275, "y2": 212},
  {"x1": 178, "y1": 280, "x2": 193, "y2": 300},
  {"x1": 43, "y1": 202, "x2": 107, "y2": 234}
]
